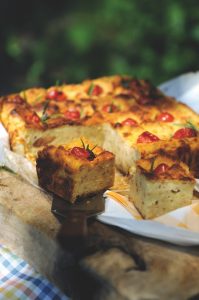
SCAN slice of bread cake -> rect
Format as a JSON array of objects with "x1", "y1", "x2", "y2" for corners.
[
  {"x1": 36, "y1": 137, "x2": 115, "y2": 203},
  {"x1": 129, "y1": 155, "x2": 195, "y2": 219}
]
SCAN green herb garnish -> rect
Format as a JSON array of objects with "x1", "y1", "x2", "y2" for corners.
[
  {"x1": 86, "y1": 144, "x2": 97, "y2": 161},
  {"x1": 173, "y1": 120, "x2": 198, "y2": 131},
  {"x1": 80, "y1": 138, "x2": 86, "y2": 149},
  {"x1": 80, "y1": 138, "x2": 97, "y2": 161},
  {"x1": 88, "y1": 83, "x2": 94, "y2": 95},
  {"x1": 150, "y1": 156, "x2": 157, "y2": 173},
  {"x1": 41, "y1": 114, "x2": 49, "y2": 122},
  {"x1": 41, "y1": 100, "x2": 50, "y2": 123},
  {"x1": 186, "y1": 121, "x2": 198, "y2": 131},
  {"x1": 32, "y1": 94, "x2": 44, "y2": 105},
  {"x1": 55, "y1": 79, "x2": 60, "y2": 86}
]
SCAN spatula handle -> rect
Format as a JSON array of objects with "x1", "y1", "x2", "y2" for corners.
[{"x1": 57, "y1": 211, "x2": 87, "y2": 252}]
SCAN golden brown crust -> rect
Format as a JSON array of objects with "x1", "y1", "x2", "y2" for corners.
[
  {"x1": 1, "y1": 74, "x2": 199, "y2": 179},
  {"x1": 136, "y1": 154, "x2": 195, "y2": 182},
  {"x1": 3, "y1": 75, "x2": 198, "y2": 131},
  {"x1": 36, "y1": 137, "x2": 115, "y2": 202}
]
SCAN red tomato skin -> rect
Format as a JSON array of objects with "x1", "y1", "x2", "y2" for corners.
[
  {"x1": 10, "y1": 95, "x2": 25, "y2": 104},
  {"x1": 137, "y1": 131, "x2": 160, "y2": 143},
  {"x1": 121, "y1": 118, "x2": 138, "y2": 126},
  {"x1": 56, "y1": 92, "x2": 67, "y2": 102},
  {"x1": 46, "y1": 90, "x2": 59, "y2": 99},
  {"x1": 71, "y1": 147, "x2": 89, "y2": 159},
  {"x1": 46, "y1": 90, "x2": 67, "y2": 101},
  {"x1": 156, "y1": 112, "x2": 174, "y2": 122},
  {"x1": 91, "y1": 85, "x2": 103, "y2": 96},
  {"x1": 173, "y1": 128, "x2": 197, "y2": 139},
  {"x1": 64, "y1": 110, "x2": 80, "y2": 120},
  {"x1": 102, "y1": 104, "x2": 118, "y2": 113},
  {"x1": 26, "y1": 113, "x2": 40, "y2": 123},
  {"x1": 154, "y1": 163, "x2": 169, "y2": 175}
]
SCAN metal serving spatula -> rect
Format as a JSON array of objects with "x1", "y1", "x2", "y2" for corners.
[{"x1": 51, "y1": 193, "x2": 105, "y2": 251}]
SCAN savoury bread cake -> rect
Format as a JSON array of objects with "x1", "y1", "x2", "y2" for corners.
[
  {"x1": 36, "y1": 137, "x2": 115, "y2": 203},
  {"x1": 0, "y1": 75, "x2": 199, "y2": 218},
  {"x1": 1, "y1": 75, "x2": 199, "y2": 177},
  {"x1": 129, "y1": 155, "x2": 195, "y2": 219}
]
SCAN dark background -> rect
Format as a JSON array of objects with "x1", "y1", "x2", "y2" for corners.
[{"x1": 0, "y1": 0, "x2": 199, "y2": 94}]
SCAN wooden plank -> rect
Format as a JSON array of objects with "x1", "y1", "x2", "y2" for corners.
[{"x1": 1, "y1": 169, "x2": 199, "y2": 299}]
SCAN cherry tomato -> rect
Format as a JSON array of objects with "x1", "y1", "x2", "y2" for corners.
[
  {"x1": 10, "y1": 95, "x2": 25, "y2": 104},
  {"x1": 71, "y1": 147, "x2": 89, "y2": 159},
  {"x1": 173, "y1": 127, "x2": 197, "y2": 139},
  {"x1": 154, "y1": 163, "x2": 169, "y2": 175},
  {"x1": 121, "y1": 118, "x2": 137, "y2": 127},
  {"x1": 90, "y1": 85, "x2": 103, "y2": 96},
  {"x1": 26, "y1": 113, "x2": 40, "y2": 123},
  {"x1": 56, "y1": 91, "x2": 67, "y2": 102},
  {"x1": 156, "y1": 112, "x2": 174, "y2": 122},
  {"x1": 64, "y1": 110, "x2": 80, "y2": 120},
  {"x1": 46, "y1": 89, "x2": 59, "y2": 99},
  {"x1": 102, "y1": 104, "x2": 118, "y2": 113},
  {"x1": 46, "y1": 89, "x2": 67, "y2": 101},
  {"x1": 137, "y1": 131, "x2": 160, "y2": 143}
]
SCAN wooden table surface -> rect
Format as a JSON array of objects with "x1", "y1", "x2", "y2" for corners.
[{"x1": 0, "y1": 169, "x2": 199, "y2": 300}]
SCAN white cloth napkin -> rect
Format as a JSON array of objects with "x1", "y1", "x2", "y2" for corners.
[{"x1": 159, "y1": 71, "x2": 199, "y2": 113}]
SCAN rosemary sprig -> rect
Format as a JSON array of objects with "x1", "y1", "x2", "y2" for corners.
[
  {"x1": 173, "y1": 120, "x2": 198, "y2": 131},
  {"x1": 55, "y1": 79, "x2": 60, "y2": 86},
  {"x1": 41, "y1": 100, "x2": 50, "y2": 122},
  {"x1": 88, "y1": 83, "x2": 94, "y2": 95},
  {"x1": 186, "y1": 120, "x2": 198, "y2": 131},
  {"x1": 86, "y1": 144, "x2": 97, "y2": 161},
  {"x1": 150, "y1": 156, "x2": 157, "y2": 173},
  {"x1": 80, "y1": 138, "x2": 97, "y2": 160},
  {"x1": 80, "y1": 138, "x2": 86, "y2": 149},
  {"x1": 41, "y1": 114, "x2": 49, "y2": 122},
  {"x1": 32, "y1": 94, "x2": 44, "y2": 105}
]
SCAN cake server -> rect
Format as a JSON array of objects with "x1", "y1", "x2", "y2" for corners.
[{"x1": 51, "y1": 193, "x2": 105, "y2": 251}]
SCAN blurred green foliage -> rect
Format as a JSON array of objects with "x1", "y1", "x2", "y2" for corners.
[{"x1": 0, "y1": 0, "x2": 199, "y2": 93}]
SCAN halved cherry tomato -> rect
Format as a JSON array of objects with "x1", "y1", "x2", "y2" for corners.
[
  {"x1": 71, "y1": 147, "x2": 89, "y2": 159},
  {"x1": 102, "y1": 104, "x2": 118, "y2": 113},
  {"x1": 64, "y1": 110, "x2": 80, "y2": 120},
  {"x1": 10, "y1": 95, "x2": 25, "y2": 104},
  {"x1": 137, "y1": 131, "x2": 160, "y2": 143},
  {"x1": 46, "y1": 89, "x2": 59, "y2": 99},
  {"x1": 154, "y1": 163, "x2": 169, "y2": 175},
  {"x1": 90, "y1": 85, "x2": 103, "y2": 96},
  {"x1": 46, "y1": 89, "x2": 67, "y2": 101},
  {"x1": 156, "y1": 112, "x2": 174, "y2": 122},
  {"x1": 26, "y1": 113, "x2": 40, "y2": 123},
  {"x1": 121, "y1": 118, "x2": 137, "y2": 127},
  {"x1": 173, "y1": 127, "x2": 197, "y2": 139},
  {"x1": 56, "y1": 92, "x2": 67, "y2": 102}
]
